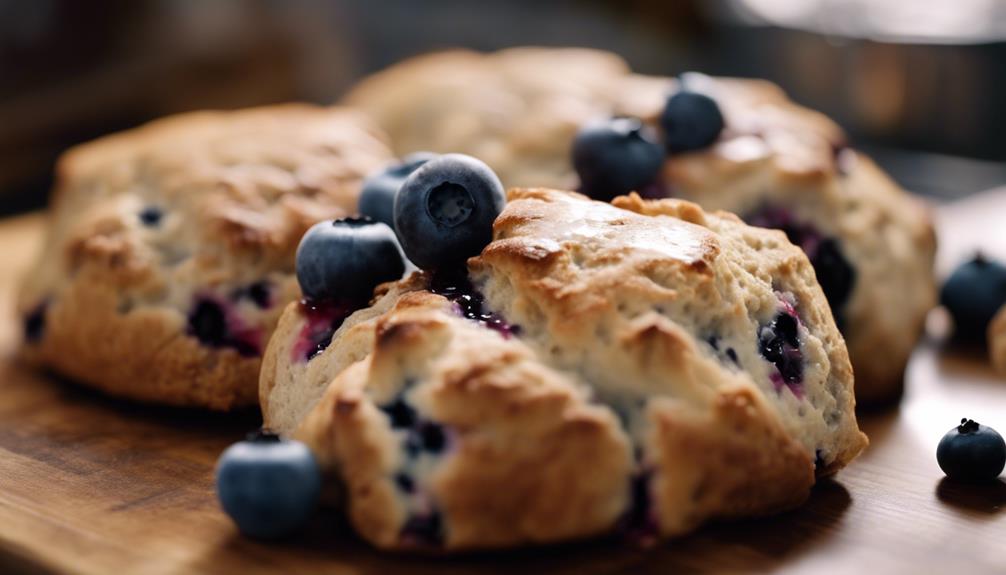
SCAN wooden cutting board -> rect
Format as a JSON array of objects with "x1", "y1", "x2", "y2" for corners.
[{"x1": 1, "y1": 192, "x2": 1005, "y2": 575}]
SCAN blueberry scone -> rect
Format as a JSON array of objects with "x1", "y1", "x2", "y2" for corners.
[
  {"x1": 260, "y1": 186, "x2": 867, "y2": 550},
  {"x1": 17, "y1": 105, "x2": 392, "y2": 409},
  {"x1": 343, "y1": 47, "x2": 937, "y2": 404},
  {"x1": 992, "y1": 305, "x2": 1006, "y2": 376}
]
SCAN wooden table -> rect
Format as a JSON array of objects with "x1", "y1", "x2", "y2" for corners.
[{"x1": 1, "y1": 193, "x2": 1004, "y2": 575}]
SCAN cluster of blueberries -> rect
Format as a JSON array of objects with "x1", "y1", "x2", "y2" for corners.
[
  {"x1": 935, "y1": 255, "x2": 1006, "y2": 483},
  {"x1": 296, "y1": 152, "x2": 506, "y2": 304},
  {"x1": 572, "y1": 86, "x2": 724, "y2": 201},
  {"x1": 217, "y1": 153, "x2": 507, "y2": 540}
]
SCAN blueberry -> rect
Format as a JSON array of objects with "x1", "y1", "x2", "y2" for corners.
[
  {"x1": 296, "y1": 217, "x2": 406, "y2": 302},
  {"x1": 746, "y1": 207, "x2": 856, "y2": 329},
  {"x1": 359, "y1": 152, "x2": 437, "y2": 227},
  {"x1": 394, "y1": 472, "x2": 415, "y2": 493},
  {"x1": 187, "y1": 297, "x2": 262, "y2": 357},
  {"x1": 572, "y1": 117, "x2": 663, "y2": 202},
  {"x1": 139, "y1": 206, "x2": 163, "y2": 227},
  {"x1": 759, "y1": 312, "x2": 804, "y2": 388},
  {"x1": 940, "y1": 254, "x2": 1006, "y2": 343},
  {"x1": 189, "y1": 299, "x2": 228, "y2": 347},
  {"x1": 811, "y1": 239, "x2": 856, "y2": 324},
  {"x1": 296, "y1": 300, "x2": 357, "y2": 362},
  {"x1": 401, "y1": 511, "x2": 444, "y2": 545},
  {"x1": 381, "y1": 397, "x2": 417, "y2": 429},
  {"x1": 215, "y1": 431, "x2": 322, "y2": 539},
  {"x1": 660, "y1": 90, "x2": 724, "y2": 153},
  {"x1": 393, "y1": 154, "x2": 505, "y2": 270},
  {"x1": 418, "y1": 422, "x2": 446, "y2": 453},
  {"x1": 937, "y1": 419, "x2": 1006, "y2": 482},
  {"x1": 24, "y1": 303, "x2": 47, "y2": 344},
  {"x1": 245, "y1": 281, "x2": 272, "y2": 309},
  {"x1": 428, "y1": 267, "x2": 520, "y2": 337}
]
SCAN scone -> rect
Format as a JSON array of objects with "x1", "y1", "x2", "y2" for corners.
[
  {"x1": 992, "y1": 305, "x2": 1006, "y2": 375},
  {"x1": 259, "y1": 188, "x2": 867, "y2": 551},
  {"x1": 343, "y1": 47, "x2": 937, "y2": 404},
  {"x1": 17, "y1": 105, "x2": 392, "y2": 409}
]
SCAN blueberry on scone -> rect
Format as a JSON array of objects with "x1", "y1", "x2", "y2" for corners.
[
  {"x1": 941, "y1": 254, "x2": 1006, "y2": 344},
  {"x1": 572, "y1": 117, "x2": 663, "y2": 201},
  {"x1": 359, "y1": 152, "x2": 437, "y2": 227},
  {"x1": 393, "y1": 153, "x2": 505, "y2": 270},
  {"x1": 296, "y1": 217, "x2": 406, "y2": 302},
  {"x1": 343, "y1": 47, "x2": 936, "y2": 405},
  {"x1": 660, "y1": 89, "x2": 725, "y2": 153},
  {"x1": 216, "y1": 431, "x2": 322, "y2": 538},
  {"x1": 259, "y1": 187, "x2": 866, "y2": 551},
  {"x1": 17, "y1": 105, "x2": 392, "y2": 409},
  {"x1": 937, "y1": 419, "x2": 1006, "y2": 482}
]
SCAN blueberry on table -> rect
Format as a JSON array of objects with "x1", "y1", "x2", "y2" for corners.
[
  {"x1": 215, "y1": 431, "x2": 322, "y2": 539},
  {"x1": 296, "y1": 217, "x2": 406, "y2": 302},
  {"x1": 393, "y1": 154, "x2": 505, "y2": 270},
  {"x1": 572, "y1": 117, "x2": 663, "y2": 202},
  {"x1": 359, "y1": 152, "x2": 437, "y2": 227},
  {"x1": 940, "y1": 254, "x2": 1006, "y2": 343},
  {"x1": 660, "y1": 90, "x2": 724, "y2": 153},
  {"x1": 937, "y1": 419, "x2": 1006, "y2": 482}
]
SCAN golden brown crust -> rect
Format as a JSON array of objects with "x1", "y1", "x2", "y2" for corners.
[
  {"x1": 19, "y1": 105, "x2": 392, "y2": 409},
  {"x1": 648, "y1": 386, "x2": 815, "y2": 536},
  {"x1": 343, "y1": 48, "x2": 936, "y2": 405},
  {"x1": 991, "y1": 305, "x2": 1006, "y2": 376},
  {"x1": 264, "y1": 189, "x2": 866, "y2": 551}
]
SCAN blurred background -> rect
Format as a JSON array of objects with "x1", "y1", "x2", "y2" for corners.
[{"x1": 1, "y1": 0, "x2": 1004, "y2": 216}]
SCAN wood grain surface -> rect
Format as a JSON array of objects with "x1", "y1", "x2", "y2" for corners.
[{"x1": 1, "y1": 192, "x2": 1004, "y2": 575}]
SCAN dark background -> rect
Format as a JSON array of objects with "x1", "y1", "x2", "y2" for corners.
[{"x1": 1, "y1": 0, "x2": 1004, "y2": 216}]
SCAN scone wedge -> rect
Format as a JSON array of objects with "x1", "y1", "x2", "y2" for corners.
[
  {"x1": 18, "y1": 105, "x2": 391, "y2": 409},
  {"x1": 260, "y1": 188, "x2": 867, "y2": 551}
]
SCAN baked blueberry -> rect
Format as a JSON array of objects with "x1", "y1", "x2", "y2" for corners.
[
  {"x1": 296, "y1": 217, "x2": 406, "y2": 302},
  {"x1": 937, "y1": 418, "x2": 1006, "y2": 481},
  {"x1": 393, "y1": 154, "x2": 505, "y2": 270},
  {"x1": 359, "y1": 152, "x2": 437, "y2": 227},
  {"x1": 232, "y1": 281, "x2": 272, "y2": 309},
  {"x1": 23, "y1": 303, "x2": 47, "y2": 344},
  {"x1": 572, "y1": 117, "x2": 663, "y2": 201},
  {"x1": 619, "y1": 472, "x2": 657, "y2": 538},
  {"x1": 661, "y1": 90, "x2": 724, "y2": 153},
  {"x1": 429, "y1": 267, "x2": 519, "y2": 337},
  {"x1": 138, "y1": 206, "x2": 163, "y2": 227},
  {"x1": 187, "y1": 297, "x2": 262, "y2": 357},
  {"x1": 381, "y1": 396, "x2": 418, "y2": 429},
  {"x1": 747, "y1": 207, "x2": 856, "y2": 329},
  {"x1": 189, "y1": 299, "x2": 229, "y2": 348},
  {"x1": 940, "y1": 254, "x2": 1006, "y2": 343},
  {"x1": 812, "y1": 239, "x2": 856, "y2": 321},
  {"x1": 401, "y1": 511, "x2": 444, "y2": 546},
  {"x1": 245, "y1": 281, "x2": 272, "y2": 309},
  {"x1": 216, "y1": 431, "x2": 322, "y2": 539},
  {"x1": 292, "y1": 299, "x2": 359, "y2": 362},
  {"x1": 758, "y1": 310, "x2": 804, "y2": 394}
]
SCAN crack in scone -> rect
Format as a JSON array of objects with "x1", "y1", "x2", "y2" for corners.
[{"x1": 261, "y1": 188, "x2": 867, "y2": 551}]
